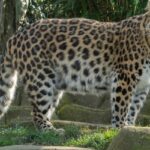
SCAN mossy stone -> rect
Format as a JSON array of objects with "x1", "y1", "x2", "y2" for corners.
[{"x1": 107, "y1": 127, "x2": 150, "y2": 150}]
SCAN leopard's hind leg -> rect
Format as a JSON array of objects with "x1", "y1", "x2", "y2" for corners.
[
  {"x1": 25, "y1": 67, "x2": 63, "y2": 132},
  {"x1": 111, "y1": 73, "x2": 137, "y2": 128},
  {"x1": 127, "y1": 87, "x2": 149, "y2": 125}
]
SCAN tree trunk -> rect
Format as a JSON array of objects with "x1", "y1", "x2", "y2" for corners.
[
  {"x1": 0, "y1": 0, "x2": 29, "y2": 107},
  {"x1": 0, "y1": 0, "x2": 15, "y2": 55},
  {"x1": 0, "y1": 0, "x2": 29, "y2": 54}
]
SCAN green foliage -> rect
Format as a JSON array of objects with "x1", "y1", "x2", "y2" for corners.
[
  {"x1": 0, "y1": 125, "x2": 118, "y2": 149},
  {"x1": 64, "y1": 124, "x2": 81, "y2": 139},
  {"x1": 136, "y1": 115, "x2": 150, "y2": 126},
  {"x1": 29, "y1": 130, "x2": 64, "y2": 145},
  {"x1": 27, "y1": 0, "x2": 148, "y2": 23},
  {"x1": 0, "y1": 126, "x2": 64, "y2": 146},
  {"x1": 0, "y1": 126, "x2": 29, "y2": 146},
  {"x1": 65, "y1": 129, "x2": 118, "y2": 150},
  {"x1": 109, "y1": 0, "x2": 148, "y2": 20}
]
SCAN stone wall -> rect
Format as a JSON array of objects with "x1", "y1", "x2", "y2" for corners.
[{"x1": 2, "y1": 92, "x2": 150, "y2": 126}]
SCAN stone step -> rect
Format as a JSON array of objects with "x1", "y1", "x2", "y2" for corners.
[
  {"x1": 1, "y1": 106, "x2": 32, "y2": 125},
  {"x1": 9, "y1": 120, "x2": 111, "y2": 129},
  {"x1": 59, "y1": 93, "x2": 110, "y2": 109},
  {"x1": 0, "y1": 145, "x2": 93, "y2": 150},
  {"x1": 57, "y1": 104, "x2": 111, "y2": 124}
]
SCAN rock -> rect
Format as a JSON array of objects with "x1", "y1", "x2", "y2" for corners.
[
  {"x1": 107, "y1": 127, "x2": 150, "y2": 150},
  {"x1": 0, "y1": 145, "x2": 93, "y2": 150}
]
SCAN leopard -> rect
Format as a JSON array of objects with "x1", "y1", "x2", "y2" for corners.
[{"x1": 1, "y1": 10, "x2": 150, "y2": 131}]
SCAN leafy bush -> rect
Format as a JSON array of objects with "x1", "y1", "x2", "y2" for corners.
[{"x1": 27, "y1": 0, "x2": 148, "y2": 23}]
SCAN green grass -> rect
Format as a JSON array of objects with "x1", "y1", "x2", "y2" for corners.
[{"x1": 0, "y1": 124, "x2": 118, "y2": 150}]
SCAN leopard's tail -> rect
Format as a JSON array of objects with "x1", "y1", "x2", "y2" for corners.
[{"x1": 0, "y1": 41, "x2": 18, "y2": 119}]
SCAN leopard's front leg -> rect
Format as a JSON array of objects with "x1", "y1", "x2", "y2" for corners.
[{"x1": 111, "y1": 73, "x2": 137, "y2": 128}]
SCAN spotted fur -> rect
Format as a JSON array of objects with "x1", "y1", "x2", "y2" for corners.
[{"x1": 1, "y1": 12, "x2": 150, "y2": 130}]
